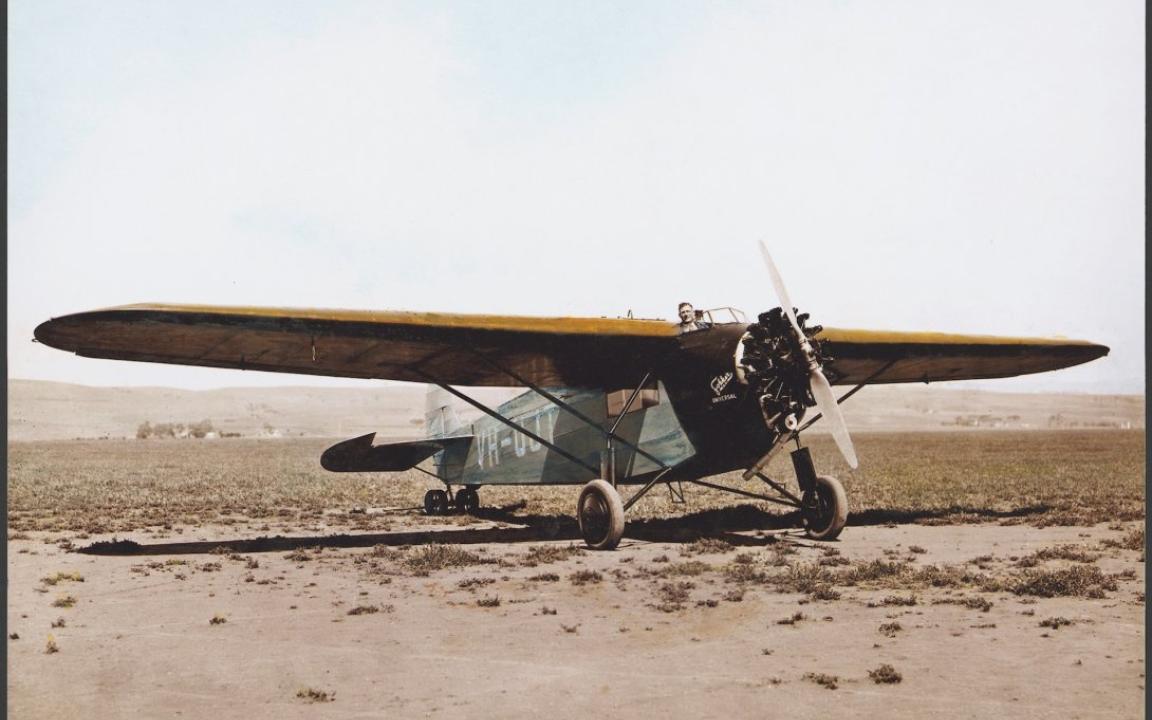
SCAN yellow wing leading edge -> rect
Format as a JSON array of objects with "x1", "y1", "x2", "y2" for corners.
[{"x1": 34, "y1": 303, "x2": 1108, "y2": 389}]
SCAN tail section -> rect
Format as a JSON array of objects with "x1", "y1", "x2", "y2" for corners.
[
  {"x1": 321, "y1": 433, "x2": 473, "y2": 477},
  {"x1": 425, "y1": 386, "x2": 464, "y2": 438}
]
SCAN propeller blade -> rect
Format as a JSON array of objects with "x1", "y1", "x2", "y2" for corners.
[
  {"x1": 758, "y1": 241, "x2": 803, "y2": 336},
  {"x1": 809, "y1": 367, "x2": 858, "y2": 469},
  {"x1": 759, "y1": 240, "x2": 859, "y2": 469}
]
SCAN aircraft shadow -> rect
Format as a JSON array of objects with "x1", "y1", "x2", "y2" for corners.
[{"x1": 76, "y1": 502, "x2": 1054, "y2": 557}]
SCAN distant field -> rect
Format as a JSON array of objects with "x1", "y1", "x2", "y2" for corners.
[
  {"x1": 7, "y1": 431, "x2": 1144, "y2": 534},
  {"x1": 8, "y1": 379, "x2": 1144, "y2": 441}
]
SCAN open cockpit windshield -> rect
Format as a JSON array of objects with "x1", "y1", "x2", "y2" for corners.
[{"x1": 698, "y1": 307, "x2": 747, "y2": 326}]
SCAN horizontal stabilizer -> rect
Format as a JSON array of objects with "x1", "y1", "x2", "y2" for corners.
[{"x1": 320, "y1": 433, "x2": 473, "y2": 473}]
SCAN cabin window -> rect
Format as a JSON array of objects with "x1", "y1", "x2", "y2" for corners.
[{"x1": 605, "y1": 388, "x2": 660, "y2": 418}]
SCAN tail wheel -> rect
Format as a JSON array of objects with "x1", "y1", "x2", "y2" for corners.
[
  {"x1": 423, "y1": 489, "x2": 449, "y2": 516},
  {"x1": 801, "y1": 475, "x2": 848, "y2": 540},
  {"x1": 455, "y1": 488, "x2": 480, "y2": 514},
  {"x1": 577, "y1": 479, "x2": 625, "y2": 550}
]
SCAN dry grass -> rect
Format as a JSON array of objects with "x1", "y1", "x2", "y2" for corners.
[
  {"x1": 209, "y1": 614, "x2": 227, "y2": 625},
  {"x1": 809, "y1": 585, "x2": 841, "y2": 601},
  {"x1": 868, "y1": 664, "x2": 903, "y2": 684},
  {"x1": 41, "y1": 571, "x2": 84, "y2": 586},
  {"x1": 569, "y1": 570, "x2": 603, "y2": 586},
  {"x1": 1016, "y1": 545, "x2": 1099, "y2": 567},
  {"x1": 999, "y1": 566, "x2": 1119, "y2": 598},
  {"x1": 933, "y1": 595, "x2": 994, "y2": 612},
  {"x1": 296, "y1": 688, "x2": 333, "y2": 703},
  {"x1": 404, "y1": 545, "x2": 491, "y2": 575},
  {"x1": 725, "y1": 555, "x2": 1130, "y2": 601},
  {"x1": 6, "y1": 431, "x2": 1143, "y2": 534},
  {"x1": 773, "y1": 562, "x2": 834, "y2": 593},
  {"x1": 1101, "y1": 527, "x2": 1145, "y2": 551},
  {"x1": 346, "y1": 605, "x2": 380, "y2": 616},
  {"x1": 803, "y1": 672, "x2": 838, "y2": 689},
  {"x1": 654, "y1": 582, "x2": 695, "y2": 612},
  {"x1": 457, "y1": 578, "x2": 496, "y2": 589},
  {"x1": 51, "y1": 595, "x2": 77, "y2": 609},
  {"x1": 723, "y1": 558, "x2": 768, "y2": 584},
  {"x1": 520, "y1": 545, "x2": 584, "y2": 566},
  {"x1": 681, "y1": 537, "x2": 733, "y2": 555},
  {"x1": 1039, "y1": 616, "x2": 1076, "y2": 629},
  {"x1": 653, "y1": 561, "x2": 712, "y2": 578},
  {"x1": 878, "y1": 621, "x2": 902, "y2": 637}
]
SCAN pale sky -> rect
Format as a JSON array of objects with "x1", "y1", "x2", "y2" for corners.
[{"x1": 8, "y1": 1, "x2": 1145, "y2": 394}]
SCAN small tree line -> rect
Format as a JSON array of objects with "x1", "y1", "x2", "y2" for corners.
[{"x1": 136, "y1": 420, "x2": 240, "y2": 439}]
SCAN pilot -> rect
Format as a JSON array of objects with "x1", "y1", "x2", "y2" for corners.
[{"x1": 677, "y1": 302, "x2": 712, "y2": 334}]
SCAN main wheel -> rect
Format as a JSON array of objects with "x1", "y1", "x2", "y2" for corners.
[
  {"x1": 424, "y1": 489, "x2": 449, "y2": 516},
  {"x1": 455, "y1": 488, "x2": 480, "y2": 514},
  {"x1": 801, "y1": 475, "x2": 848, "y2": 540},
  {"x1": 577, "y1": 479, "x2": 625, "y2": 550}
]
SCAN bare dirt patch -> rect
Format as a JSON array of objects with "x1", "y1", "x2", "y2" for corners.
[
  {"x1": 6, "y1": 520, "x2": 1144, "y2": 719},
  {"x1": 6, "y1": 431, "x2": 1144, "y2": 718}
]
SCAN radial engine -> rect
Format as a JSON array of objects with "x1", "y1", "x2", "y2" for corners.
[{"x1": 735, "y1": 307, "x2": 829, "y2": 434}]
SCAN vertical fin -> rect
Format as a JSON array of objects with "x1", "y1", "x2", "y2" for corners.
[{"x1": 424, "y1": 385, "x2": 463, "y2": 438}]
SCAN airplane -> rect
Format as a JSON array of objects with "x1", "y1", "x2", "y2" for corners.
[{"x1": 33, "y1": 246, "x2": 1109, "y2": 549}]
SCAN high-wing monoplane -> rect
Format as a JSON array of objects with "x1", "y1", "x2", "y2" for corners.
[{"x1": 34, "y1": 247, "x2": 1108, "y2": 549}]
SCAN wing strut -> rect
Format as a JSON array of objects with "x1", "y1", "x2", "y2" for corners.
[
  {"x1": 795, "y1": 359, "x2": 899, "y2": 434},
  {"x1": 742, "y1": 359, "x2": 898, "y2": 483},
  {"x1": 412, "y1": 370, "x2": 601, "y2": 477},
  {"x1": 463, "y1": 352, "x2": 673, "y2": 485},
  {"x1": 410, "y1": 349, "x2": 673, "y2": 493}
]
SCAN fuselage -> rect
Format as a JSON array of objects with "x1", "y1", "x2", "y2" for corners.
[{"x1": 430, "y1": 322, "x2": 786, "y2": 486}]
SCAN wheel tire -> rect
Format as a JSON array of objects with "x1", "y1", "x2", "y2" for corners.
[
  {"x1": 424, "y1": 489, "x2": 449, "y2": 516},
  {"x1": 577, "y1": 479, "x2": 625, "y2": 550},
  {"x1": 801, "y1": 475, "x2": 848, "y2": 541},
  {"x1": 456, "y1": 488, "x2": 480, "y2": 515}
]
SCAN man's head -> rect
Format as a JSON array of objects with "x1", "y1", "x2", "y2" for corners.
[{"x1": 677, "y1": 302, "x2": 695, "y2": 324}]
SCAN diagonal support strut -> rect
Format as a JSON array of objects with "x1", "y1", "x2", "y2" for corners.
[
  {"x1": 411, "y1": 369, "x2": 600, "y2": 477},
  {"x1": 467, "y1": 352, "x2": 670, "y2": 475}
]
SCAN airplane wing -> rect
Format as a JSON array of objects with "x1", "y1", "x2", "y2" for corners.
[
  {"x1": 34, "y1": 303, "x2": 1108, "y2": 389},
  {"x1": 33, "y1": 303, "x2": 680, "y2": 388},
  {"x1": 818, "y1": 328, "x2": 1109, "y2": 386}
]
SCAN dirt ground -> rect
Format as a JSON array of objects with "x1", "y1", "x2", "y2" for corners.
[{"x1": 7, "y1": 515, "x2": 1145, "y2": 719}]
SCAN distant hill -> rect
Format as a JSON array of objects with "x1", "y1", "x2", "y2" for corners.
[
  {"x1": 835, "y1": 384, "x2": 1143, "y2": 433},
  {"x1": 7, "y1": 380, "x2": 422, "y2": 442},
  {"x1": 6, "y1": 379, "x2": 1143, "y2": 442}
]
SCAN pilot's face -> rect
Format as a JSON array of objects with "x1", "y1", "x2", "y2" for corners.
[{"x1": 678, "y1": 305, "x2": 695, "y2": 323}]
